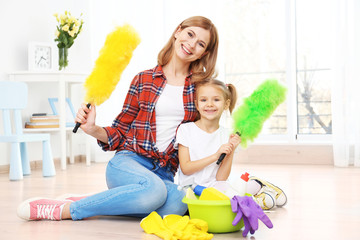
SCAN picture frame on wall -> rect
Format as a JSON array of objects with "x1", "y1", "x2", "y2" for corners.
[{"x1": 48, "y1": 98, "x2": 76, "y2": 127}]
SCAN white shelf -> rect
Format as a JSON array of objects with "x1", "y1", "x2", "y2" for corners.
[
  {"x1": 9, "y1": 71, "x2": 88, "y2": 83},
  {"x1": 9, "y1": 71, "x2": 90, "y2": 169},
  {"x1": 23, "y1": 127, "x2": 74, "y2": 133}
]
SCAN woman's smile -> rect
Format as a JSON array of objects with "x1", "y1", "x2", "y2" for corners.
[{"x1": 181, "y1": 44, "x2": 192, "y2": 55}]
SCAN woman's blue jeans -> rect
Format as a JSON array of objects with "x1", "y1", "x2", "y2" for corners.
[{"x1": 69, "y1": 150, "x2": 187, "y2": 220}]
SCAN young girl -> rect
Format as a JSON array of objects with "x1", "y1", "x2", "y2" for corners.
[{"x1": 175, "y1": 79, "x2": 287, "y2": 210}]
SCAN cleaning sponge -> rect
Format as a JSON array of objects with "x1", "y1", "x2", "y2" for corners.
[{"x1": 199, "y1": 187, "x2": 230, "y2": 201}]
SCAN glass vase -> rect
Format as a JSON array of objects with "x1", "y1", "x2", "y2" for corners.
[{"x1": 58, "y1": 47, "x2": 69, "y2": 70}]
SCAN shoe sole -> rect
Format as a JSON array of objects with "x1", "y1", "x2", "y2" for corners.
[{"x1": 254, "y1": 192, "x2": 275, "y2": 210}]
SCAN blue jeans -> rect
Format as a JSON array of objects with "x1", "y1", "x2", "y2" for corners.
[{"x1": 69, "y1": 150, "x2": 187, "y2": 220}]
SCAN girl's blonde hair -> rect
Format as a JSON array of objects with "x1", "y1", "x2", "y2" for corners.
[
  {"x1": 195, "y1": 79, "x2": 237, "y2": 114},
  {"x1": 158, "y1": 16, "x2": 219, "y2": 83}
]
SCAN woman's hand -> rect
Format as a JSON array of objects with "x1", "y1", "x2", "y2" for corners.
[{"x1": 75, "y1": 103, "x2": 96, "y2": 134}]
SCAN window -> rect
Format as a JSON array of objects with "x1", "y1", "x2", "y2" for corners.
[
  {"x1": 223, "y1": 0, "x2": 333, "y2": 142},
  {"x1": 296, "y1": 0, "x2": 333, "y2": 135}
]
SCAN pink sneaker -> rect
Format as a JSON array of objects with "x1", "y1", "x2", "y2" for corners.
[{"x1": 17, "y1": 198, "x2": 70, "y2": 221}]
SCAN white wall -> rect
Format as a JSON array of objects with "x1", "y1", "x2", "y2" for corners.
[{"x1": 0, "y1": 0, "x2": 92, "y2": 77}]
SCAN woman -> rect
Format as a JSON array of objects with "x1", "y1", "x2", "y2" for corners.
[{"x1": 17, "y1": 16, "x2": 219, "y2": 221}]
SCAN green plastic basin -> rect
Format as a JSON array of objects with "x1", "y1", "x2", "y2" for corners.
[{"x1": 182, "y1": 197, "x2": 244, "y2": 233}]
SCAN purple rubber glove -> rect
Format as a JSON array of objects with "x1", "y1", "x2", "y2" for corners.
[
  {"x1": 231, "y1": 196, "x2": 253, "y2": 237},
  {"x1": 242, "y1": 214, "x2": 256, "y2": 236},
  {"x1": 230, "y1": 195, "x2": 273, "y2": 237},
  {"x1": 230, "y1": 196, "x2": 243, "y2": 225}
]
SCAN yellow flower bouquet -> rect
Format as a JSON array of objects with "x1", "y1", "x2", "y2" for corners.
[{"x1": 54, "y1": 11, "x2": 84, "y2": 70}]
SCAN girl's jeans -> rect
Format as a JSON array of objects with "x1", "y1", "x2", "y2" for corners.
[{"x1": 69, "y1": 150, "x2": 187, "y2": 220}]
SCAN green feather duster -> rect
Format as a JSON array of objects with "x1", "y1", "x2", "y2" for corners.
[{"x1": 233, "y1": 79, "x2": 287, "y2": 148}]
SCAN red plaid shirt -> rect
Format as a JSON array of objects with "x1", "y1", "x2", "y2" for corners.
[{"x1": 98, "y1": 65, "x2": 197, "y2": 175}]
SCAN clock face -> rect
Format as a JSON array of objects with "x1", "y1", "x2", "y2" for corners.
[
  {"x1": 34, "y1": 46, "x2": 52, "y2": 69},
  {"x1": 28, "y1": 42, "x2": 54, "y2": 71}
]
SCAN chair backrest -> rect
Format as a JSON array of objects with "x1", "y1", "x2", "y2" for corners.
[
  {"x1": 0, "y1": 81, "x2": 28, "y2": 135},
  {"x1": 0, "y1": 81, "x2": 28, "y2": 109}
]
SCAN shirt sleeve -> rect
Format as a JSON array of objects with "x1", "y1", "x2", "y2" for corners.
[
  {"x1": 174, "y1": 124, "x2": 189, "y2": 149},
  {"x1": 98, "y1": 74, "x2": 140, "y2": 151}
]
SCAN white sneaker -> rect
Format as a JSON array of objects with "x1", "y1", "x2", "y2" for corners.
[
  {"x1": 253, "y1": 192, "x2": 275, "y2": 210},
  {"x1": 250, "y1": 176, "x2": 287, "y2": 207}
]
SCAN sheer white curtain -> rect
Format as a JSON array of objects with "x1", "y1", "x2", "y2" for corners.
[{"x1": 332, "y1": 0, "x2": 360, "y2": 167}]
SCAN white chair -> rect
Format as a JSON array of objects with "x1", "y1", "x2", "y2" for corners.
[{"x1": 0, "y1": 81, "x2": 56, "y2": 180}]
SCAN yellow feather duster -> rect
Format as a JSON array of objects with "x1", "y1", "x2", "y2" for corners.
[
  {"x1": 84, "y1": 24, "x2": 141, "y2": 105},
  {"x1": 73, "y1": 24, "x2": 141, "y2": 133}
]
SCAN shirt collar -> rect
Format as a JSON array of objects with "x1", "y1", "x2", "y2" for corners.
[
  {"x1": 153, "y1": 65, "x2": 164, "y2": 78},
  {"x1": 153, "y1": 65, "x2": 193, "y2": 79}
]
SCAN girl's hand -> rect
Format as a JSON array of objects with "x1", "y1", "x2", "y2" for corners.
[
  {"x1": 229, "y1": 133, "x2": 241, "y2": 149},
  {"x1": 75, "y1": 103, "x2": 96, "y2": 134},
  {"x1": 216, "y1": 143, "x2": 234, "y2": 158}
]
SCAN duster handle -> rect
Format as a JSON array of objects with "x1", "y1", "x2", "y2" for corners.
[
  {"x1": 216, "y1": 132, "x2": 241, "y2": 165},
  {"x1": 73, "y1": 103, "x2": 91, "y2": 133}
]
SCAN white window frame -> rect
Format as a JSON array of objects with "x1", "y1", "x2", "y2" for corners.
[{"x1": 241, "y1": 0, "x2": 332, "y2": 145}]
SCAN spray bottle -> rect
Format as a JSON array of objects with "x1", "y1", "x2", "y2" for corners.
[{"x1": 222, "y1": 172, "x2": 250, "y2": 198}]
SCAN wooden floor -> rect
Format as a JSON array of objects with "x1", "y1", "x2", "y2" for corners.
[{"x1": 1, "y1": 161, "x2": 360, "y2": 240}]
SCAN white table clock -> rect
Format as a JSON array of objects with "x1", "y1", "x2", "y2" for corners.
[{"x1": 28, "y1": 42, "x2": 56, "y2": 71}]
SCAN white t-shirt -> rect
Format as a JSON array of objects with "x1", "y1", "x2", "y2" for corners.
[
  {"x1": 155, "y1": 84, "x2": 185, "y2": 152},
  {"x1": 175, "y1": 122, "x2": 230, "y2": 188}
]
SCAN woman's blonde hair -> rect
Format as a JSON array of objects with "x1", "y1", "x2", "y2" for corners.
[
  {"x1": 195, "y1": 79, "x2": 237, "y2": 114},
  {"x1": 158, "y1": 16, "x2": 219, "y2": 83}
]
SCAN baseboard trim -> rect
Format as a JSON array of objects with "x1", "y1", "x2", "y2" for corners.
[
  {"x1": 0, "y1": 155, "x2": 87, "y2": 174},
  {"x1": 0, "y1": 145, "x2": 334, "y2": 174},
  {"x1": 235, "y1": 144, "x2": 333, "y2": 165}
]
